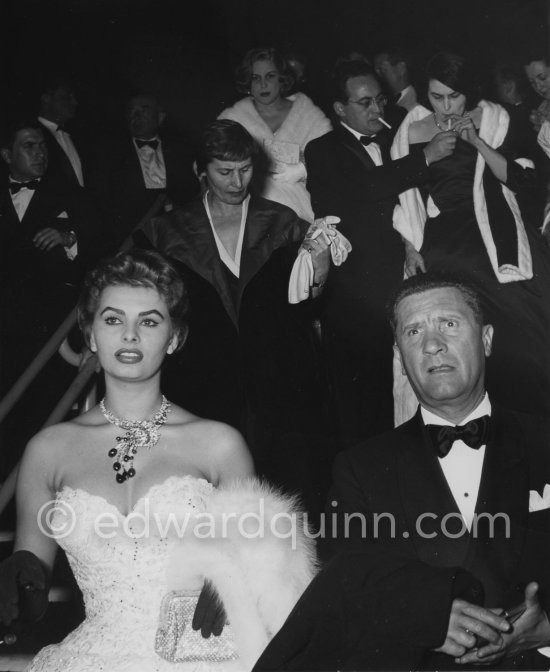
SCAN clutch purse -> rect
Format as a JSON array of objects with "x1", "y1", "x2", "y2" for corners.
[{"x1": 154, "y1": 590, "x2": 239, "y2": 663}]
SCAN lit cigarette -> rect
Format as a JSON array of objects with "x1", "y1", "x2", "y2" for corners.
[
  {"x1": 447, "y1": 119, "x2": 452, "y2": 131},
  {"x1": 378, "y1": 117, "x2": 392, "y2": 129}
]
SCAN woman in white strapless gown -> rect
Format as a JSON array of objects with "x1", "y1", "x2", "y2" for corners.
[{"x1": 0, "y1": 249, "x2": 315, "y2": 672}]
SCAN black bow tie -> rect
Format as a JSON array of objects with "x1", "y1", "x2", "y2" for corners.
[
  {"x1": 359, "y1": 135, "x2": 378, "y2": 146},
  {"x1": 9, "y1": 180, "x2": 40, "y2": 194},
  {"x1": 426, "y1": 416, "x2": 490, "y2": 458},
  {"x1": 135, "y1": 138, "x2": 159, "y2": 150}
]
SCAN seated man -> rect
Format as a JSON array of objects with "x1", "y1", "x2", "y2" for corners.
[
  {"x1": 254, "y1": 273, "x2": 550, "y2": 670},
  {"x1": 0, "y1": 119, "x2": 100, "y2": 474},
  {"x1": 89, "y1": 93, "x2": 198, "y2": 250}
]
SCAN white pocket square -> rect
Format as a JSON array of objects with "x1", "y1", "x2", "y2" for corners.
[
  {"x1": 529, "y1": 484, "x2": 550, "y2": 512},
  {"x1": 57, "y1": 210, "x2": 69, "y2": 219}
]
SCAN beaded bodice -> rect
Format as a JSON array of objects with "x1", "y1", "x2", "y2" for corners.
[{"x1": 27, "y1": 476, "x2": 243, "y2": 672}]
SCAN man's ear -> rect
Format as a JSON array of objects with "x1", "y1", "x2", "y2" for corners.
[
  {"x1": 333, "y1": 101, "x2": 345, "y2": 120},
  {"x1": 158, "y1": 111, "x2": 167, "y2": 127},
  {"x1": 394, "y1": 343, "x2": 406, "y2": 376},
  {"x1": 0, "y1": 149, "x2": 11, "y2": 167},
  {"x1": 482, "y1": 324, "x2": 494, "y2": 357}
]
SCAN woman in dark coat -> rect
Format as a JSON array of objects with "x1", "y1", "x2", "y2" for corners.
[{"x1": 137, "y1": 120, "x2": 333, "y2": 513}]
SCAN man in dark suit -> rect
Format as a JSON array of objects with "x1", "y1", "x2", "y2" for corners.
[
  {"x1": 37, "y1": 75, "x2": 87, "y2": 190},
  {"x1": 0, "y1": 120, "x2": 100, "y2": 474},
  {"x1": 305, "y1": 59, "x2": 456, "y2": 443},
  {"x1": 253, "y1": 273, "x2": 550, "y2": 670},
  {"x1": 90, "y1": 93, "x2": 198, "y2": 251},
  {"x1": 374, "y1": 47, "x2": 418, "y2": 113}
]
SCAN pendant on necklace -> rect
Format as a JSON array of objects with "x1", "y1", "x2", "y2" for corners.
[{"x1": 100, "y1": 396, "x2": 171, "y2": 483}]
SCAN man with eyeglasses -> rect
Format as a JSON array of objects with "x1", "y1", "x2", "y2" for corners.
[{"x1": 305, "y1": 58, "x2": 456, "y2": 446}]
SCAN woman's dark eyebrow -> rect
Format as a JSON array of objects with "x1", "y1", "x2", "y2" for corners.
[
  {"x1": 100, "y1": 306, "x2": 124, "y2": 316},
  {"x1": 98, "y1": 308, "x2": 164, "y2": 318}
]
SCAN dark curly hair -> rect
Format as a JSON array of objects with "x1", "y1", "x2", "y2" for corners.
[
  {"x1": 235, "y1": 47, "x2": 295, "y2": 96},
  {"x1": 77, "y1": 249, "x2": 189, "y2": 351}
]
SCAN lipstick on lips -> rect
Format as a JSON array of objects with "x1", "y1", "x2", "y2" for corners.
[{"x1": 115, "y1": 349, "x2": 143, "y2": 364}]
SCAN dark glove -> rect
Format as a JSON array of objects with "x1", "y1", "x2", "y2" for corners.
[
  {"x1": 192, "y1": 580, "x2": 226, "y2": 638},
  {"x1": 0, "y1": 551, "x2": 48, "y2": 626}
]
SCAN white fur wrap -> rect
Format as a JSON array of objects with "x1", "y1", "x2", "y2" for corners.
[{"x1": 165, "y1": 479, "x2": 317, "y2": 670}]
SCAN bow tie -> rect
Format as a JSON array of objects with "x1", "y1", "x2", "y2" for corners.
[
  {"x1": 9, "y1": 180, "x2": 40, "y2": 194},
  {"x1": 135, "y1": 138, "x2": 159, "y2": 150},
  {"x1": 426, "y1": 416, "x2": 490, "y2": 458},
  {"x1": 359, "y1": 135, "x2": 379, "y2": 146}
]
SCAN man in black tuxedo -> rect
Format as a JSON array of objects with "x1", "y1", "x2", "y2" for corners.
[
  {"x1": 253, "y1": 275, "x2": 550, "y2": 671},
  {"x1": 37, "y1": 75, "x2": 87, "y2": 190},
  {"x1": 374, "y1": 47, "x2": 418, "y2": 113},
  {"x1": 0, "y1": 120, "x2": 100, "y2": 474},
  {"x1": 305, "y1": 59, "x2": 456, "y2": 443},
  {"x1": 89, "y1": 93, "x2": 198, "y2": 251}
]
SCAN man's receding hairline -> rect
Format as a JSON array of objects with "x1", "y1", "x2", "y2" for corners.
[{"x1": 394, "y1": 286, "x2": 479, "y2": 323}]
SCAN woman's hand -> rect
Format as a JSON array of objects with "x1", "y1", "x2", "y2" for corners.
[
  {"x1": 453, "y1": 115, "x2": 480, "y2": 147},
  {"x1": 301, "y1": 229, "x2": 331, "y2": 287},
  {"x1": 403, "y1": 240, "x2": 425, "y2": 277},
  {"x1": 529, "y1": 108, "x2": 546, "y2": 133}
]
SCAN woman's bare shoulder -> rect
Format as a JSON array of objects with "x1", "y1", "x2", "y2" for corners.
[{"x1": 168, "y1": 407, "x2": 246, "y2": 448}]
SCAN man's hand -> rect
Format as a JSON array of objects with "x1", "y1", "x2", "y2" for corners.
[
  {"x1": 32, "y1": 228, "x2": 71, "y2": 252},
  {"x1": 424, "y1": 131, "x2": 457, "y2": 165},
  {"x1": 192, "y1": 580, "x2": 226, "y2": 638},
  {"x1": 457, "y1": 583, "x2": 550, "y2": 666},
  {"x1": 433, "y1": 598, "x2": 511, "y2": 658}
]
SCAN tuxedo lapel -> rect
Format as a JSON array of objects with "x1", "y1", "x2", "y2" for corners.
[
  {"x1": 397, "y1": 411, "x2": 471, "y2": 567},
  {"x1": 475, "y1": 407, "x2": 528, "y2": 519},
  {"x1": 335, "y1": 125, "x2": 376, "y2": 171},
  {"x1": 459, "y1": 407, "x2": 530, "y2": 604}
]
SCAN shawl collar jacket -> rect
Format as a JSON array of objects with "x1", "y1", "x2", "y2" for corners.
[
  {"x1": 329, "y1": 406, "x2": 550, "y2": 610},
  {"x1": 137, "y1": 196, "x2": 329, "y2": 479},
  {"x1": 141, "y1": 195, "x2": 307, "y2": 328}
]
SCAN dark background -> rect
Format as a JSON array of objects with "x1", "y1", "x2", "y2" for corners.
[{"x1": 1, "y1": 0, "x2": 548, "y2": 135}]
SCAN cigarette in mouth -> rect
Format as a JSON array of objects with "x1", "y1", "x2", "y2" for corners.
[
  {"x1": 378, "y1": 117, "x2": 392, "y2": 129},
  {"x1": 447, "y1": 119, "x2": 452, "y2": 131}
]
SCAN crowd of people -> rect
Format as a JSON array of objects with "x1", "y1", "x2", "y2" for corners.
[{"x1": 0, "y1": 41, "x2": 549, "y2": 671}]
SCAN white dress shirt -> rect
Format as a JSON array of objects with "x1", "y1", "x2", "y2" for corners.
[
  {"x1": 421, "y1": 394, "x2": 491, "y2": 531},
  {"x1": 38, "y1": 116, "x2": 84, "y2": 187},
  {"x1": 9, "y1": 178, "x2": 77, "y2": 259},
  {"x1": 340, "y1": 121, "x2": 383, "y2": 166},
  {"x1": 10, "y1": 181, "x2": 36, "y2": 221},
  {"x1": 133, "y1": 137, "x2": 166, "y2": 189}
]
